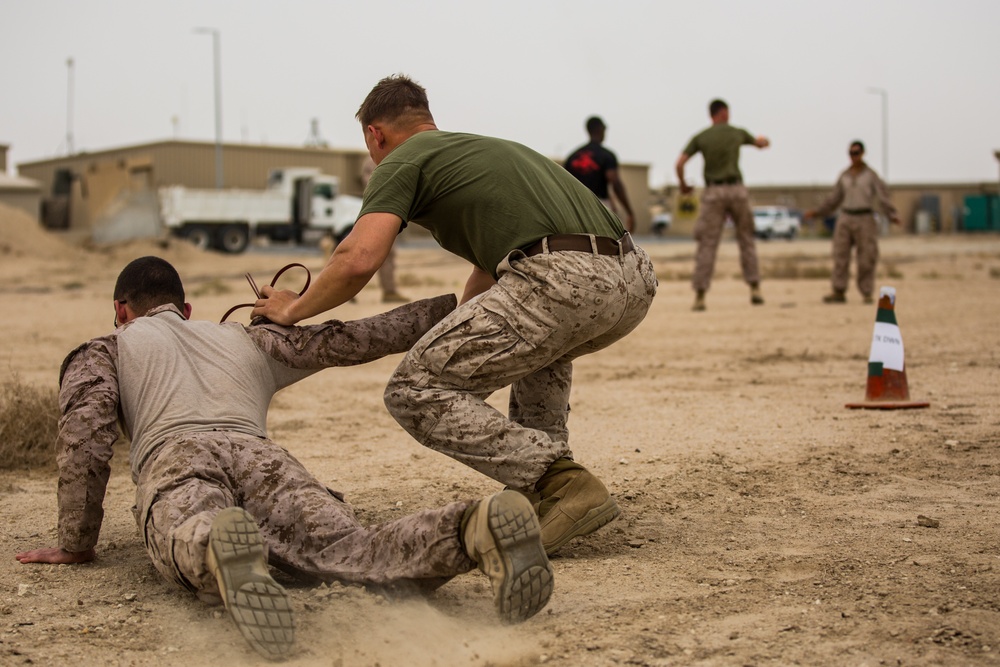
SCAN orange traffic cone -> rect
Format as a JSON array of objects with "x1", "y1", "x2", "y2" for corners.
[{"x1": 846, "y1": 286, "x2": 929, "y2": 410}]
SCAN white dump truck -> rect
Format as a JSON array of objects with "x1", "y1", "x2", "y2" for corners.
[{"x1": 159, "y1": 167, "x2": 362, "y2": 253}]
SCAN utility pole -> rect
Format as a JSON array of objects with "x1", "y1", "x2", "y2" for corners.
[
  {"x1": 195, "y1": 28, "x2": 223, "y2": 188},
  {"x1": 66, "y1": 57, "x2": 75, "y2": 155},
  {"x1": 867, "y1": 87, "x2": 888, "y2": 180}
]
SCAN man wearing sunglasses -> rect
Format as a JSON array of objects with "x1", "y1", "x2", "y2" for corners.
[
  {"x1": 16, "y1": 256, "x2": 553, "y2": 661},
  {"x1": 804, "y1": 141, "x2": 900, "y2": 304}
]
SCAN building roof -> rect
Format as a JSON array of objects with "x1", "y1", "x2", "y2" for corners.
[
  {"x1": 0, "y1": 172, "x2": 40, "y2": 191},
  {"x1": 17, "y1": 138, "x2": 368, "y2": 169}
]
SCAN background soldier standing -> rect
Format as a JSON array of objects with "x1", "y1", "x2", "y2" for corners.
[
  {"x1": 361, "y1": 156, "x2": 409, "y2": 303},
  {"x1": 675, "y1": 99, "x2": 770, "y2": 311},
  {"x1": 804, "y1": 140, "x2": 900, "y2": 304},
  {"x1": 564, "y1": 116, "x2": 636, "y2": 233}
]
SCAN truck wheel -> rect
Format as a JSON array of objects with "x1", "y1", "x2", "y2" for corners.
[
  {"x1": 184, "y1": 225, "x2": 213, "y2": 251},
  {"x1": 219, "y1": 225, "x2": 250, "y2": 254}
]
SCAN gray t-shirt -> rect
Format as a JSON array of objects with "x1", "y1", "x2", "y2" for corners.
[{"x1": 117, "y1": 308, "x2": 311, "y2": 476}]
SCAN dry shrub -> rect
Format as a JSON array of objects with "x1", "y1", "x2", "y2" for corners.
[
  {"x1": 0, "y1": 375, "x2": 60, "y2": 470},
  {"x1": 753, "y1": 260, "x2": 832, "y2": 280},
  {"x1": 396, "y1": 272, "x2": 447, "y2": 288},
  {"x1": 191, "y1": 277, "x2": 234, "y2": 298},
  {"x1": 883, "y1": 262, "x2": 904, "y2": 279}
]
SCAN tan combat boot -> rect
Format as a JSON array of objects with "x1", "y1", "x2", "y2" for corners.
[
  {"x1": 381, "y1": 291, "x2": 410, "y2": 303},
  {"x1": 692, "y1": 290, "x2": 706, "y2": 312},
  {"x1": 750, "y1": 283, "x2": 764, "y2": 305},
  {"x1": 823, "y1": 289, "x2": 847, "y2": 304},
  {"x1": 206, "y1": 507, "x2": 295, "y2": 661},
  {"x1": 462, "y1": 491, "x2": 554, "y2": 624},
  {"x1": 534, "y1": 459, "x2": 620, "y2": 555}
]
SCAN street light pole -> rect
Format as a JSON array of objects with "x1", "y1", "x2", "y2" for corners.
[
  {"x1": 195, "y1": 28, "x2": 223, "y2": 189},
  {"x1": 867, "y1": 87, "x2": 888, "y2": 181},
  {"x1": 66, "y1": 57, "x2": 74, "y2": 155}
]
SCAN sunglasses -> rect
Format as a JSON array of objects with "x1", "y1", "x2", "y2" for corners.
[{"x1": 849, "y1": 150, "x2": 863, "y2": 156}]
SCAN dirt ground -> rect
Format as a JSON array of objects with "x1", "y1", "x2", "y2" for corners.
[{"x1": 2, "y1": 206, "x2": 999, "y2": 667}]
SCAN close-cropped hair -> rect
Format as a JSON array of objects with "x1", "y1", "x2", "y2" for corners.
[
  {"x1": 709, "y1": 99, "x2": 728, "y2": 117},
  {"x1": 850, "y1": 140, "x2": 865, "y2": 153},
  {"x1": 356, "y1": 74, "x2": 433, "y2": 128},
  {"x1": 113, "y1": 256, "x2": 185, "y2": 316}
]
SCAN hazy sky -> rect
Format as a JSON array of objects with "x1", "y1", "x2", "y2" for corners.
[{"x1": 3, "y1": 0, "x2": 999, "y2": 187}]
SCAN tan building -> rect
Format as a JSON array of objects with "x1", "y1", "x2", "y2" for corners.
[
  {"x1": 17, "y1": 139, "x2": 653, "y2": 236},
  {"x1": 18, "y1": 140, "x2": 372, "y2": 204},
  {"x1": 0, "y1": 144, "x2": 42, "y2": 220},
  {"x1": 653, "y1": 180, "x2": 1000, "y2": 236}
]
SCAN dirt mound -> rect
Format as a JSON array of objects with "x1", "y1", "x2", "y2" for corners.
[
  {"x1": 0, "y1": 202, "x2": 227, "y2": 276},
  {"x1": 0, "y1": 203, "x2": 87, "y2": 262}
]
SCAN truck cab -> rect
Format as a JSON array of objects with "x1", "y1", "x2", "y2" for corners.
[{"x1": 266, "y1": 168, "x2": 361, "y2": 244}]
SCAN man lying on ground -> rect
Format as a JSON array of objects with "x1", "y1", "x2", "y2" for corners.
[{"x1": 16, "y1": 256, "x2": 553, "y2": 661}]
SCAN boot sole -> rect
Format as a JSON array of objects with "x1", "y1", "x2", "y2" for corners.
[
  {"x1": 207, "y1": 508, "x2": 295, "y2": 661},
  {"x1": 542, "y1": 496, "x2": 620, "y2": 555},
  {"x1": 486, "y1": 491, "x2": 554, "y2": 624}
]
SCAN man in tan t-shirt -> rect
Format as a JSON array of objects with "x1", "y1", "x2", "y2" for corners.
[{"x1": 804, "y1": 140, "x2": 900, "y2": 304}]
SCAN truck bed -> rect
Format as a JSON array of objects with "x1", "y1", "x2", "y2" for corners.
[{"x1": 159, "y1": 186, "x2": 291, "y2": 227}]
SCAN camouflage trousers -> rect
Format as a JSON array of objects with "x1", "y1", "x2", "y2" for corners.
[
  {"x1": 135, "y1": 431, "x2": 475, "y2": 600},
  {"x1": 831, "y1": 212, "x2": 879, "y2": 297},
  {"x1": 692, "y1": 184, "x2": 760, "y2": 291},
  {"x1": 384, "y1": 241, "x2": 657, "y2": 491}
]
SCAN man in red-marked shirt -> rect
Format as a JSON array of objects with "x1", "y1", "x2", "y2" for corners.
[{"x1": 565, "y1": 116, "x2": 635, "y2": 232}]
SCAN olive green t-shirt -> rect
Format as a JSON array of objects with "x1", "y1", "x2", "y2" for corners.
[
  {"x1": 682, "y1": 123, "x2": 756, "y2": 184},
  {"x1": 360, "y1": 131, "x2": 624, "y2": 278}
]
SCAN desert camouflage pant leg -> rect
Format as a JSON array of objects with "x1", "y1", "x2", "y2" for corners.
[
  {"x1": 385, "y1": 244, "x2": 657, "y2": 491},
  {"x1": 378, "y1": 246, "x2": 398, "y2": 294},
  {"x1": 135, "y1": 432, "x2": 475, "y2": 599},
  {"x1": 831, "y1": 213, "x2": 880, "y2": 297},
  {"x1": 692, "y1": 184, "x2": 760, "y2": 291}
]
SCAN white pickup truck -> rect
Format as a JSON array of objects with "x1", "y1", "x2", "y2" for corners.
[
  {"x1": 159, "y1": 167, "x2": 362, "y2": 253},
  {"x1": 752, "y1": 206, "x2": 801, "y2": 240}
]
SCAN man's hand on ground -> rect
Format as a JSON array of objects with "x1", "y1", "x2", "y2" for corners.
[{"x1": 15, "y1": 547, "x2": 95, "y2": 565}]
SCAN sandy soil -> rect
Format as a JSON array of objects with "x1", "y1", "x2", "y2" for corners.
[{"x1": 2, "y1": 205, "x2": 999, "y2": 666}]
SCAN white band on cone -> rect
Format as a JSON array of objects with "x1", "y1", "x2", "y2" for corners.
[{"x1": 869, "y1": 321, "x2": 904, "y2": 372}]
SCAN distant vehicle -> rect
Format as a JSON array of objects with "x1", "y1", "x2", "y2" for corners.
[
  {"x1": 651, "y1": 212, "x2": 672, "y2": 235},
  {"x1": 159, "y1": 167, "x2": 362, "y2": 253},
  {"x1": 752, "y1": 206, "x2": 801, "y2": 240}
]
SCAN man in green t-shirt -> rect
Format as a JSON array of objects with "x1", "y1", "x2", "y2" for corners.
[
  {"x1": 676, "y1": 99, "x2": 770, "y2": 311},
  {"x1": 253, "y1": 74, "x2": 657, "y2": 556}
]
